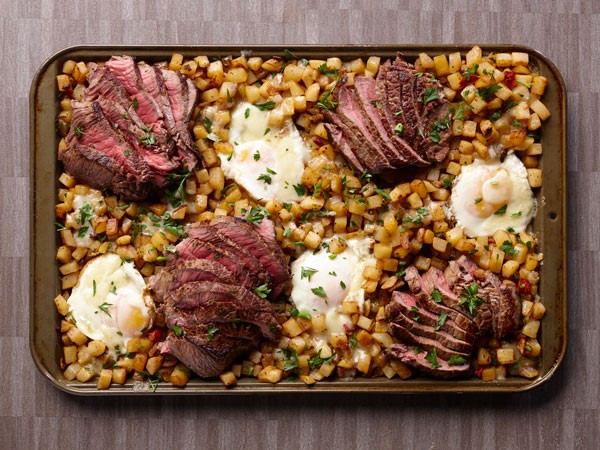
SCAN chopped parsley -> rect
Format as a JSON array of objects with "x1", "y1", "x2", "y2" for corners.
[
  {"x1": 98, "y1": 302, "x2": 113, "y2": 317},
  {"x1": 92, "y1": 280, "x2": 97, "y2": 296},
  {"x1": 132, "y1": 97, "x2": 139, "y2": 109},
  {"x1": 374, "y1": 188, "x2": 391, "y2": 200},
  {"x1": 317, "y1": 63, "x2": 338, "y2": 77},
  {"x1": 476, "y1": 84, "x2": 502, "y2": 101},
  {"x1": 435, "y1": 314, "x2": 448, "y2": 331},
  {"x1": 311, "y1": 287, "x2": 327, "y2": 298},
  {"x1": 474, "y1": 197, "x2": 483, "y2": 204},
  {"x1": 308, "y1": 349, "x2": 336, "y2": 369},
  {"x1": 458, "y1": 282, "x2": 483, "y2": 316},
  {"x1": 422, "y1": 88, "x2": 440, "y2": 105},
  {"x1": 425, "y1": 348, "x2": 440, "y2": 369},
  {"x1": 394, "y1": 123, "x2": 404, "y2": 136},
  {"x1": 165, "y1": 170, "x2": 191, "y2": 208},
  {"x1": 244, "y1": 206, "x2": 270, "y2": 225},
  {"x1": 206, "y1": 326, "x2": 219, "y2": 342},
  {"x1": 316, "y1": 90, "x2": 338, "y2": 111},
  {"x1": 253, "y1": 150, "x2": 260, "y2": 161},
  {"x1": 431, "y1": 290, "x2": 443, "y2": 303},
  {"x1": 301, "y1": 267, "x2": 319, "y2": 281},
  {"x1": 500, "y1": 240, "x2": 518, "y2": 257},
  {"x1": 293, "y1": 183, "x2": 306, "y2": 196},
  {"x1": 255, "y1": 101, "x2": 276, "y2": 111},
  {"x1": 173, "y1": 324, "x2": 184, "y2": 337},
  {"x1": 73, "y1": 126, "x2": 85, "y2": 138},
  {"x1": 447, "y1": 355, "x2": 467, "y2": 366},
  {"x1": 244, "y1": 107, "x2": 250, "y2": 119},
  {"x1": 283, "y1": 49, "x2": 299, "y2": 60},
  {"x1": 255, "y1": 284, "x2": 272, "y2": 299},
  {"x1": 349, "y1": 333, "x2": 358, "y2": 349},
  {"x1": 493, "y1": 205, "x2": 508, "y2": 215}
]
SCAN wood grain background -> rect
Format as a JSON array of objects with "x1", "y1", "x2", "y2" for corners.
[{"x1": 1, "y1": 1, "x2": 597, "y2": 449}]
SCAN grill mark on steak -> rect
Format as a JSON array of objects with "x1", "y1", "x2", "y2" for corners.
[{"x1": 388, "y1": 343, "x2": 471, "y2": 379}]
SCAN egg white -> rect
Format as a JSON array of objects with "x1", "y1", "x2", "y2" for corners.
[
  {"x1": 67, "y1": 253, "x2": 154, "y2": 355},
  {"x1": 450, "y1": 153, "x2": 536, "y2": 237},
  {"x1": 290, "y1": 237, "x2": 375, "y2": 336},
  {"x1": 219, "y1": 101, "x2": 309, "y2": 203}
]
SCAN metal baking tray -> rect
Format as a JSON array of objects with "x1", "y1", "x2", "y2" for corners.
[{"x1": 29, "y1": 45, "x2": 567, "y2": 395}]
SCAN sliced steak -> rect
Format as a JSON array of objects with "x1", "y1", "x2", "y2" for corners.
[
  {"x1": 385, "y1": 306, "x2": 473, "y2": 354},
  {"x1": 210, "y1": 217, "x2": 291, "y2": 298},
  {"x1": 388, "y1": 291, "x2": 475, "y2": 343},
  {"x1": 138, "y1": 63, "x2": 177, "y2": 136},
  {"x1": 173, "y1": 238, "x2": 269, "y2": 288},
  {"x1": 185, "y1": 223, "x2": 274, "y2": 288},
  {"x1": 353, "y1": 76, "x2": 427, "y2": 166},
  {"x1": 159, "y1": 323, "x2": 261, "y2": 378},
  {"x1": 388, "y1": 322, "x2": 471, "y2": 361},
  {"x1": 58, "y1": 143, "x2": 151, "y2": 201},
  {"x1": 162, "y1": 69, "x2": 198, "y2": 155},
  {"x1": 388, "y1": 343, "x2": 471, "y2": 379},
  {"x1": 445, "y1": 256, "x2": 520, "y2": 338},
  {"x1": 323, "y1": 123, "x2": 366, "y2": 173},
  {"x1": 161, "y1": 281, "x2": 280, "y2": 340},
  {"x1": 149, "y1": 259, "x2": 256, "y2": 301},
  {"x1": 404, "y1": 266, "x2": 477, "y2": 335}
]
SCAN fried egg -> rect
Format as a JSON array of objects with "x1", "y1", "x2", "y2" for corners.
[
  {"x1": 450, "y1": 153, "x2": 536, "y2": 237},
  {"x1": 219, "y1": 101, "x2": 309, "y2": 203},
  {"x1": 290, "y1": 237, "x2": 375, "y2": 336},
  {"x1": 67, "y1": 253, "x2": 154, "y2": 355}
]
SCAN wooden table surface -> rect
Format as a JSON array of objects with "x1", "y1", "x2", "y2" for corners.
[{"x1": 1, "y1": 1, "x2": 597, "y2": 449}]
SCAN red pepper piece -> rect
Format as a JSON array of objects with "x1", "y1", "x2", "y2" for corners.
[
  {"x1": 148, "y1": 328, "x2": 162, "y2": 343},
  {"x1": 504, "y1": 70, "x2": 516, "y2": 89},
  {"x1": 517, "y1": 278, "x2": 531, "y2": 295},
  {"x1": 459, "y1": 74, "x2": 478, "y2": 90}
]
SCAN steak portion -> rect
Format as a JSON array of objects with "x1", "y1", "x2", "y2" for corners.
[
  {"x1": 388, "y1": 344, "x2": 471, "y2": 379},
  {"x1": 387, "y1": 256, "x2": 522, "y2": 379},
  {"x1": 323, "y1": 52, "x2": 451, "y2": 175},
  {"x1": 60, "y1": 55, "x2": 199, "y2": 201},
  {"x1": 444, "y1": 256, "x2": 521, "y2": 338},
  {"x1": 150, "y1": 216, "x2": 290, "y2": 378}
]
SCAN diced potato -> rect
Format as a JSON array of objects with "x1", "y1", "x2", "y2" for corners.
[
  {"x1": 97, "y1": 369, "x2": 112, "y2": 390},
  {"x1": 522, "y1": 319, "x2": 540, "y2": 338},
  {"x1": 171, "y1": 364, "x2": 191, "y2": 387},
  {"x1": 258, "y1": 365, "x2": 283, "y2": 383},
  {"x1": 527, "y1": 168, "x2": 543, "y2": 188},
  {"x1": 496, "y1": 348, "x2": 516, "y2": 365},
  {"x1": 219, "y1": 371, "x2": 237, "y2": 387}
]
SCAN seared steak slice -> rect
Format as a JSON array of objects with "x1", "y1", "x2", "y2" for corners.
[
  {"x1": 353, "y1": 76, "x2": 427, "y2": 166},
  {"x1": 388, "y1": 343, "x2": 470, "y2": 379},
  {"x1": 323, "y1": 110, "x2": 392, "y2": 174},
  {"x1": 323, "y1": 123, "x2": 366, "y2": 173},
  {"x1": 159, "y1": 323, "x2": 261, "y2": 378},
  {"x1": 385, "y1": 304, "x2": 473, "y2": 354},
  {"x1": 138, "y1": 63, "x2": 177, "y2": 136},
  {"x1": 161, "y1": 281, "x2": 280, "y2": 340},
  {"x1": 404, "y1": 266, "x2": 477, "y2": 335},
  {"x1": 162, "y1": 69, "x2": 198, "y2": 155},
  {"x1": 58, "y1": 144, "x2": 151, "y2": 201},
  {"x1": 149, "y1": 259, "x2": 256, "y2": 301},
  {"x1": 388, "y1": 322, "x2": 471, "y2": 361},
  {"x1": 388, "y1": 291, "x2": 475, "y2": 344},
  {"x1": 173, "y1": 238, "x2": 269, "y2": 288},
  {"x1": 445, "y1": 256, "x2": 520, "y2": 338},
  {"x1": 185, "y1": 223, "x2": 274, "y2": 288},
  {"x1": 211, "y1": 217, "x2": 291, "y2": 298}
]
